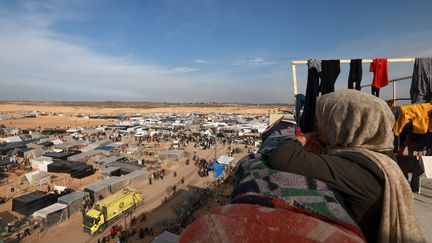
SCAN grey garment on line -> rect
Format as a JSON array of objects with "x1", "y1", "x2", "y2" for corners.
[
  {"x1": 411, "y1": 57, "x2": 432, "y2": 104},
  {"x1": 307, "y1": 59, "x2": 321, "y2": 72}
]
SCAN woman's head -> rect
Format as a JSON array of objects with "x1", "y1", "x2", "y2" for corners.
[{"x1": 315, "y1": 89, "x2": 394, "y2": 151}]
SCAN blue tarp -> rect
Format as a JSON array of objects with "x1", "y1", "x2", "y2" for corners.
[
  {"x1": 208, "y1": 163, "x2": 223, "y2": 178},
  {"x1": 96, "y1": 146, "x2": 114, "y2": 151}
]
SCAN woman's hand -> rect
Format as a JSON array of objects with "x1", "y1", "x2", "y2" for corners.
[{"x1": 296, "y1": 132, "x2": 318, "y2": 146}]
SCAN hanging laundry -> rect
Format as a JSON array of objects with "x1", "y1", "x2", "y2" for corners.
[
  {"x1": 320, "y1": 60, "x2": 340, "y2": 94},
  {"x1": 348, "y1": 59, "x2": 362, "y2": 90},
  {"x1": 300, "y1": 59, "x2": 321, "y2": 133},
  {"x1": 393, "y1": 102, "x2": 432, "y2": 136},
  {"x1": 421, "y1": 156, "x2": 432, "y2": 179},
  {"x1": 371, "y1": 86, "x2": 380, "y2": 97},
  {"x1": 410, "y1": 57, "x2": 432, "y2": 104},
  {"x1": 369, "y1": 58, "x2": 389, "y2": 97}
]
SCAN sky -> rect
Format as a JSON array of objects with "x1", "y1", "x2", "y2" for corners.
[{"x1": 0, "y1": 0, "x2": 431, "y2": 103}]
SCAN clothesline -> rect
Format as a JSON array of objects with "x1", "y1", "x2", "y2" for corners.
[
  {"x1": 292, "y1": 58, "x2": 415, "y2": 65},
  {"x1": 290, "y1": 57, "x2": 415, "y2": 99}
]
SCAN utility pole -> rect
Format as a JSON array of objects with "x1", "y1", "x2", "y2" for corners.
[{"x1": 214, "y1": 140, "x2": 217, "y2": 162}]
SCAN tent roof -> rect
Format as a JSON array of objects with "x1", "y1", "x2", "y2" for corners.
[
  {"x1": 0, "y1": 160, "x2": 12, "y2": 166},
  {"x1": 217, "y1": 155, "x2": 234, "y2": 165},
  {"x1": 58, "y1": 191, "x2": 89, "y2": 203},
  {"x1": 151, "y1": 231, "x2": 180, "y2": 243},
  {"x1": 96, "y1": 146, "x2": 114, "y2": 151},
  {"x1": 33, "y1": 203, "x2": 67, "y2": 217}
]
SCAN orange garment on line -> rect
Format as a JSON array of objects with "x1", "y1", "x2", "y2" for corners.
[{"x1": 393, "y1": 102, "x2": 432, "y2": 136}]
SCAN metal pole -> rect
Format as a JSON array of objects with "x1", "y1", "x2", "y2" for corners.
[
  {"x1": 291, "y1": 64, "x2": 298, "y2": 97},
  {"x1": 393, "y1": 79, "x2": 397, "y2": 106}
]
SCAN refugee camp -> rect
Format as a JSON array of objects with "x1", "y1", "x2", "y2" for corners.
[{"x1": 0, "y1": 1, "x2": 431, "y2": 243}]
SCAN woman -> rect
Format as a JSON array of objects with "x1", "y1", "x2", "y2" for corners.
[{"x1": 268, "y1": 90, "x2": 425, "y2": 243}]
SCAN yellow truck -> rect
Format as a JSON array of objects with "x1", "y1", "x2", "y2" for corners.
[{"x1": 82, "y1": 187, "x2": 144, "y2": 235}]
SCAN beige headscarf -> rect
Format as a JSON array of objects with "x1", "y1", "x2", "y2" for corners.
[{"x1": 316, "y1": 89, "x2": 426, "y2": 243}]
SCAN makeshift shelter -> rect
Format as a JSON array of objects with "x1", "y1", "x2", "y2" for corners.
[
  {"x1": 30, "y1": 156, "x2": 53, "y2": 172},
  {"x1": 208, "y1": 163, "x2": 223, "y2": 178},
  {"x1": 0, "y1": 160, "x2": 13, "y2": 167},
  {"x1": 0, "y1": 136, "x2": 23, "y2": 145},
  {"x1": 101, "y1": 176, "x2": 129, "y2": 194},
  {"x1": 123, "y1": 170, "x2": 147, "y2": 187},
  {"x1": 44, "y1": 152, "x2": 69, "y2": 160},
  {"x1": 158, "y1": 150, "x2": 185, "y2": 162},
  {"x1": 24, "y1": 171, "x2": 50, "y2": 185},
  {"x1": 96, "y1": 156, "x2": 126, "y2": 165},
  {"x1": 96, "y1": 146, "x2": 114, "y2": 151},
  {"x1": 69, "y1": 163, "x2": 95, "y2": 179},
  {"x1": 68, "y1": 150, "x2": 101, "y2": 162},
  {"x1": 81, "y1": 139, "x2": 110, "y2": 152},
  {"x1": 41, "y1": 129, "x2": 67, "y2": 135},
  {"x1": 0, "y1": 143, "x2": 27, "y2": 155},
  {"x1": 83, "y1": 181, "x2": 110, "y2": 201},
  {"x1": 83, "y1": 176, "x2": 127, "y2": 201},
  {"x1": 12, "y1": 189, "x2": 72, "y2": 215},
  {"x1": 58, "y1": 191, "x2": 90, "y2": 215},
  {"x1": 151, "y1": 231, "x2": 180, "y2": 243},
  {"x1": 104, "y1": 161, "x2": 144, "y2": 174},
  {"x1": 217, "y1": 155, "x2": 234, "y2": 166},
  {"x1": 100, "y1": 167, "x2": 121, "y2": 179},
  {"x1": 32, "y1": 203, "x2": 68, "y2": 226}
]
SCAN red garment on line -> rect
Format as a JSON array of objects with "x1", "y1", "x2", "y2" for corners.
[{"x1": 369, "y1": 58, "x2": 389, "y2": 88}]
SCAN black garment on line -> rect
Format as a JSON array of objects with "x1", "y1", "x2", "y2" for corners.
[
  {"x1": 410, "y1": 57, "x2": 432, "y2": 103},
  {"x1": 348, "y1": 59, "x2": 362, "y2": 90},
  {"x1": 300, "y1": 66, "x2": 320, "y2": 133},
  {"x1": 320, "y1": 60, "x2": 341, "y2": 94},
  {"x1": 371, "y1": 86, "x2": 380, "y2": 97}
]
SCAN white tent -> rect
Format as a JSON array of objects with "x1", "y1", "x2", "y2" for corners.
[
  {"x1": 33, "y1": 203, "x2": 68, "y2": 226},
  {"x1": 51, "y1": 139, "x2": 63, "y2": 145},
  {"x1": 30, "y1": 156, "x2": 53, "y2": 171},
  {"x1": 0, "y1": 136, "x2": 22, "y2": 144},
  {"x1": 24, "y1": 171, "x2": 50, "y2": 185},
  {"x1": 217, "y1": 155, "x2": 234, "y2": 165}
]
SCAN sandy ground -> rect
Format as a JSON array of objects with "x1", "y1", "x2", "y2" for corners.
[
  {"x1": 0, "y1": 103, "x2": 280, "y2": 115},
  {"x1": 15, "y1": 141, "x2": 244, "y2": 243},
  {"x1": 0, "y1": 116, "x2": 112, "y2": 129}
]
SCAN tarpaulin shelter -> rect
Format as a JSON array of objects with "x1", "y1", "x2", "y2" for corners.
[
  {"x1": 158, "y1": 150, "x2": 185, "y2": 162},
  {"x1": 123, "y1": 170, "x2": 147, "y2": 187},
  {"x1": 47, "y1": 160, "x2": 95, "y2": 179},
  {"x1": 0, "y1": 143, "x2": 27, "y2": 155},
  {"x1": 0, "y1": 136, "x2": 23, "y2": 145},
  {"x1": 208, "y1": 163, "x2": 223, "y2": 178},
  {"x1": 58, "y1": 191, "x2": 90, "y2": 215},
  {"x1": 24, "y1": 171, "x2": 50, "y2": 185},
  {"x1": 0, "y1": 160, "x2": 12, "y2": 167},
  {"x1": 68, "y1": 149, "x2": 101, "y2": 162},
  {"x1": 44, "y1": 152, "x2": 69, "y2": 160},
  {"x1": 12, "y1": 189, "x2": 72, "y2": 215},
  {"x1": 69, "y1": 163, "x2": 95, "y2": 179},
  {"x1": 81, "y1": 139, "x2": 110, "y2": 152},
  {"x1": 104, "y1": 161, "x2": 144, "y2": 174},
  {"x1": 217, "y1": 155, "x2": 234, "y2": 166},
  {"x1": 83, "y1": 181, "x2": 110, "y2": 201},
  {"x1": 32, "y1": 203, "x2": 68, "y2": 226},
  {"x1": 96, "y1": 146, "x2": 114, "y2": 151},
  {"x1": 83, "y1": 176, "x2": 128, "y2": 201},
  {"x1": 30, "y1": 156, "x2": 53, "y2": 171},
  {"x1": 152, "y1": 231, "x2": 179, "y2": 243},
  {"x1": 100, "y1": 167, "x2": 122, "y2": 179}
]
